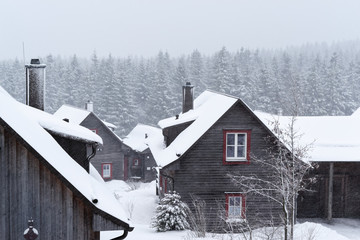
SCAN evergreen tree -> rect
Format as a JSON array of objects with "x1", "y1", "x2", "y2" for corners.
[{"x1": 151, "y1": 191, "x2": 190, "y2": 232}]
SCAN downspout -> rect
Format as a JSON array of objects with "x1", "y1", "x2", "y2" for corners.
[
  {"x1": 111, "y1": 230, "x2": 129, "y2": 240},
  {"x1": 87, "y1": 143, "x2": 98, "y2": 162},
  {"x1": 86, "y1": 143, "x2": 98, "y2": 172}
]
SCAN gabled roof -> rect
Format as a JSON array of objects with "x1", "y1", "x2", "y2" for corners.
[
  {"x1": 153, "y1": 90, "x2": 238, "y2": 167},
  {"x1": 255, "y1": 111, "x2": 360, "y2": 162},
  {"x1": 123, "y1": 123, "x2": 163, "y2": 153},
  {"x1": 0, "y1": 88, "x2": 102, "y2": 144},
  {"x1": 352, "y1": 107, "x2": 360, "y2": 117},
  {"x1": 54, "y1": 104, "x2": 117, "y2": 131},
  {"x1": 0, "y1": 86, "x2": 130, "y2": 228}
]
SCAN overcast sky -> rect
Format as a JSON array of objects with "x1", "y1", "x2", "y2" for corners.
[{"x1": 1, "y1": 0, "x2": 360, "y2": 61}]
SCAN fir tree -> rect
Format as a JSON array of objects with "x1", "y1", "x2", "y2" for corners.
[{"x1": 151, "y1": 191, "x2": 190, "y2": 232}]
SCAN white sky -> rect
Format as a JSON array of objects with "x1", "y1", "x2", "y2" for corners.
[{"x1": 1, "y1": 0, "x2": 360, "y2": 60}]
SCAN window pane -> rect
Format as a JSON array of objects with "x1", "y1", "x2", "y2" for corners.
[
  {"x1": 237, "y1": 134, "x2": 245, "y2": 145},
  {"x1": 227, "y1": 146, "x2": 235, "y2": 157},
  {"x1": 237, "y1": 146, "x2": 245, "y2": 158},
  {"x1": 229, "y1": 197, "x2": 234, "y2": 206},
  {"x1": 227, "y1": 133, "x2": 235, "y2": 145},
  {"x1": 234, "y1": 206, "x2": 241, "y2": 216},
  {"x1": 234, "y1": 197, "x2": 241, "y2": 206},
  {"x1": 229, "y1": 206, "x2": 234, "y2": 216}
]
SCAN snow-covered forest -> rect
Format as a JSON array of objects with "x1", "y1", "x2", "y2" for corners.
[{"x1": 1, "y1": 40, "x2": 360, "y2": 137}]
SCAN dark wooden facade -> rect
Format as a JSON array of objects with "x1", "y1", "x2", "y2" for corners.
[
  {"x1": 160, "y1": 100, "x2": 283, "y2": 232},
  {"x1": 80, "y1": 113, "x2": 125, "y2": 181},
  {"x1": 123, "y1": 147, "x2": 157, "y2": 183},
  {"x1": 297, "y1": 162, "x2": 360, "y2": 219},
  {"x1": 0, "y1": 122, "x2": 131, "y2": 239}
]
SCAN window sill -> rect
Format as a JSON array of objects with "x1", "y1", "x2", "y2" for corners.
[
  {"x1": 226, "y1": 218, "x2": 246, "y2": 223},
  {"x1": 224, "y1": 159, "x2": 250, "y2": 165}
]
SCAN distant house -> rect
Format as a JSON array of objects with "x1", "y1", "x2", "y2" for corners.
[
  {"x1": 122, "y1": 123, "x2": 161, "y2": 182},
  {"x1": 0, "y1": 86, "x2": 133, "y2": 239},
  {"x1": 151, "y1": 83, "x2": 288, "y2": 232},
  {"x1": 54, "y1": 103, "x2": 126, "y2": 181},
  {"x1": 256, "y1": 111, "x2": 360, "y2": 220}
]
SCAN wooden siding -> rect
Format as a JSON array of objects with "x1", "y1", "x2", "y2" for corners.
[
  {"x1": 162, "y1": 101, "x2": 283, "y2": 232},
  {"x1": 163, "y1": 121, "x2": 194, "y2": 147},
  {"x1": 81, "y1": 114, "x2": 124, "y2": 181},
  {"x1": 297, "y1": 162, "x2": 360, "y2": 218},
  {"x1": 0, "y1": 124, "x2": 128, "y2": 239}
]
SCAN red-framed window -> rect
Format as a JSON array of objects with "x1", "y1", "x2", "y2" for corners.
[
  {"x1": 223, "y1": 130, "x2": 251, "y2": 164},
  {"x1": 102, "y1": 163, "x2": 112, "y2": 179},
  {"x1": 133, "y1": 158, "x2": 140, "y2": 166},
  {"x1": 226, "y1": 193, "x2": 246, "y2": 219},
  {"x1": 90, "y1": 129, "x2": 98, "y2": 134}
]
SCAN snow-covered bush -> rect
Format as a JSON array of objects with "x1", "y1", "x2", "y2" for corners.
[{"x1": 151, "y1": 191, "x2": 190, "y2": 232}]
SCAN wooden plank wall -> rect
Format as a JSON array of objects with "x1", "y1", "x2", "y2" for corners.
[
  {"x1": 0, "y1": 126, "x2": 102, "y2": 240},
  {"x1": 81, "y1": 114, "x2": 125, "y2": 180},
  {"x1": 298, "y1": 162, "x2": 360, "y2": 218},
  {"x1": 163, "y1": 102, "x2": 284, "y2": 232}
]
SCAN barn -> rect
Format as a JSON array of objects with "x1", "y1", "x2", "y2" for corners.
[{"x1": 0, "y1": 85, "x2": 133, "y2": 239}]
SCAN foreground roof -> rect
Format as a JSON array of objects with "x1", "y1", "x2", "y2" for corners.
[
  {"x1": 0, "y1": 86, "x2": 130, "y2": 227},
  {"x1": 255, "y1": 111, "x2": 360, "y2": 162},
  {"x1": 154, "y1": 90, "x2": 238, "y2": 167}
]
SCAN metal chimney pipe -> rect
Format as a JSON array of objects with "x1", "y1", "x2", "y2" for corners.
[
  {"x1": 85, "y1": 100, "x2": 94, "y2": 112},
  {"x1": 25, "y1": 59, "x2": 46, "y2": 110},
  {"x1": 182, "y1": 82, "x2": 194, "y2": 113}
]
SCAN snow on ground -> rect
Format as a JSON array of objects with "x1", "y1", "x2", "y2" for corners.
[{"x1": 101, "y1": 181, "x2": 360, "y2": 240}]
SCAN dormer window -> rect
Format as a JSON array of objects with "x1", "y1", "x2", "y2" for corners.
[{"x1": 223, "y1": 130, "x2": 251, "y2": 164}]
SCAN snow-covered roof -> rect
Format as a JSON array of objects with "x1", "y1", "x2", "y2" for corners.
[
  {"x1": 352, "y1": 107, "x2": 360, "y2": 117},
  {"x1": 54, "y1": 104, "x2": 117, "y2": 130},
  {"x1": 123, "y1": 124, "x2": 163, "y2": 153},
  {"x1": 0, "y1": 89, "x2": 102, "y2": 144},
  {"x1": 153, "y1": 90, "x2": 238, "y2": 167},
  {"x1": 0, "y1": 86, "x2": 129, "y2": 226},
  {"x1": 255, "y1": 111, "x2": 360, "y2": 162}
]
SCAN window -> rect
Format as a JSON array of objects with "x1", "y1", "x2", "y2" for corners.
[
  {"x1": 223, "y1": 130, "x2": 251, "y2": 164},
  {"x1": 133, "y1": 158, "x2": 140, "y2": 166},
  {"x1": 226, "y1": 193, "x2": 246, "y2": 219},
  {"x1": 102, "y1": 163, "x2": 112, "y2": 179},
  {"x1": 90, "y1": 129, "x2": 98, "y2": 134}
]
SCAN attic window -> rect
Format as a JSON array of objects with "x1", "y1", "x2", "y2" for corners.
[
  {"x1": 90, "y1": 129, "x2": 98, "y2": 134},
  {"x1": 223, "y1": 130, "x2": 251, "y2": 164}
]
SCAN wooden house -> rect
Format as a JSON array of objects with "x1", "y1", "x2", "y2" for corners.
[
  {"x1": 151, "y1": 83, "x2": 287, "y2": 232},
  {"x1": 54, "y1": 103, "x2": 127, "y2": 181},
  {"x1": 122, "y1": 124, "x2": 161, "y2": 182},
  {"x1": 0, "y1": 86, "x2": 133, "y2": 239},
  {"x1": 256, "y1": 112, "x2": 360, "y2": 220}
]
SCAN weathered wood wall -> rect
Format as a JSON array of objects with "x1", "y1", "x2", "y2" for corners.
[
  {"x1": 162, "y1": 101, "x2": 283, "y2": 232},
  {"x1": 297, "y1": 162, "x2": 360, "y2": 218},
  {"x1": 81, "y1": 114, "x2": 125, "y2": 180},
  {"x1": 0, "y1": 125, "x2": 103, "y2": 239}
]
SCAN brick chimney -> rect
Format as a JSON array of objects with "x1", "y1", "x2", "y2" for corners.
[
  {"x1": 182, "y1": 82, "x2": 194, "y2": 113},
  {"x1": 85, "y1": 100, "x2": 93, "y2": 112},
  {"x1": 25, "y1": 59, "x2": 46, "y2": 110}
]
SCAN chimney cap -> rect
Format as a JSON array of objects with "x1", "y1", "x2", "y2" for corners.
[
  {"x1": 25, "y1": 59, "x2": 46, "y2": 68},
  {"x1": 185, "y1": 82, "x2": 192, "y2": 86},
  {"x1": 30, "y1": 59, "x2": 41, "y2": 64}
]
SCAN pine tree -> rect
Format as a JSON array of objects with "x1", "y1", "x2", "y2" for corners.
[{"x1": 151, "y1": 191, "x2": 190, "y2": 232}]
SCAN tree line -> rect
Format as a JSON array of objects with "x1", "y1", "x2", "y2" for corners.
[{"x1": 1, "y1": 40, "x2": 360, "y2": 137}]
